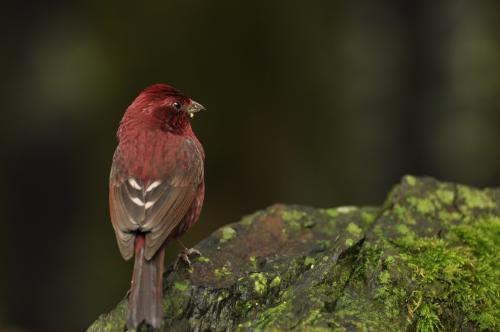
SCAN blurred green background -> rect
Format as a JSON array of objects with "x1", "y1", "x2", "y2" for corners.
[{"x1": 1, "y1": 1, "x2": 500, "y2": 331}]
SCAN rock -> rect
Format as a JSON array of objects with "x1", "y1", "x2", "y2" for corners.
[{"x1": 88, "y1": 176, "x2": 500, "y2": 331}]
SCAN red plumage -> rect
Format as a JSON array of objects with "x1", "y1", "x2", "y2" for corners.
[{"x1": 108, "y1": 83, "x2": 205, "y2": 329}]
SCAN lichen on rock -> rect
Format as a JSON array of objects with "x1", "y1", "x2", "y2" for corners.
[{"x1": 88, "y1": 176, "x2": 500, "y2": 331}]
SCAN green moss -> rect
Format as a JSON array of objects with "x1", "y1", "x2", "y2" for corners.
[
  {"x1": 333, "y1": 242, "x2": 408, "y2": 328},
  {"x1": 87, "y1": 300, "x2": 127, "y2": 332},
  {"x1": 322, "y1": 208, "x2": 338, "y2": 218},
  {"x1": 217, "y1": 290, "x2": 230, "y2": 302},
  {"x1": 295, "y1": 327, "x2": 331, "y2": 332},
  {"x1": 415, "y1": 303, "x2": 443, "y2": 332},
  {"x1": 303, "y1": 308, "x2": 321, "y2": 325},
  {"x1": 346, "y1": 222, "x2": 362, "y2": 236},
  {"x1": 345, "y1": 238, "x2": 354, "y2": 246},
  {"x1": 174, "y1": 281, "x2": 189, "y2": 292},
  {"x1": 436, "y1": 187, "x2": 455, "y2": 205},
  {"x1": 269, "y1": 276, "x2": 281, "y2": 288},
  {"x1": 337, "y1": 206, "x2": 358, "y2": 214},
  {"x1": 396, "y1": 216, "x2": 500, "y2": 330},
  {"x1": 394, "y1": 204, "x2": 406, "y2": 218},
  {"x1": 394, "y1": 204, "x2": 417, "y2": 225},
  {"x1": 385, "y1": 255, "x2": 395, "y2": 265},
  {"x1": 458, "y1": 185, "x2": 496, "y2": 210},
  {"x1": 241, "y1": 215, "x2": 254, "y2": 225},
  {"x1": 237, "y1": 301, "x2": 290, "y2": 330},
  {"x1": 250, "y1": 272, "x2": 268, "y2": 296},
  {"x1": 304, "y1": 256, "x2": 315, "y2": 267},
  {"x1": 196, "y1": 256, "x2": 211, "y2": 263},
  {"x1": 214, "y1": 263, "x2": 232, "y2": 279},
  {"x1": 407, "y1": 196, "x2": 436, "y2": 214},
  {"x1": 281, "y1": 209, "x2": 308, "y2": 232},
  {"x1": 405, "y1": 175, "x2": 417, "y2": 186},
  {"x1": 303, "y1": 219, "x2": 315, "y2": 228},
  {"x1": 281, "y1": 210, "x2": 303, "y2": 221},
  {"x1": 248, "y1": 256, "x2": 258, "y2": 271},
  {"x1": 220, "y1": 226, "x2": 237, "y2": 243},
  {"x1": 396, "y1": 224, "x2": 411, "y2": 235},
  {"x1": 362, "y1": 211, "x2": 376, "y2": 224},
  {"x1": 316, "y1": 239, "x2": 331, "y2": 250},
  {"x1": 437, "y1": 210, "x2": 461, "y2": 223},
  {"x1": 378, "y1": 270, "x2": 391, "y2": 284},
  {"x1": 329, "y1": 178, "x2": 500, "y2": 331}
]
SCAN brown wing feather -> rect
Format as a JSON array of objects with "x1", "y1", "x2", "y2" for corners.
[
  {"x1": 109, "y1": 138, "x2": 203, "y2": 261},
  {"x1": 109, "y1": 155, "x2": 141, "y2": 260}
]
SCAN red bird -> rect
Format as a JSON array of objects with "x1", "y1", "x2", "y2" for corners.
[{"x1": 109, "y1": 83, "x2": 205, "y2": 329}]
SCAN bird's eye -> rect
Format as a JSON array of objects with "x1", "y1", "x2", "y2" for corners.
[{"x1": 172, "y1": 102, "x2": 182, "y2": 110}]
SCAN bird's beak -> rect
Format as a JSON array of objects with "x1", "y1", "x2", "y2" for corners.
[{"x1": 187, "y1": 100, "x2": 206, "y2": 118}]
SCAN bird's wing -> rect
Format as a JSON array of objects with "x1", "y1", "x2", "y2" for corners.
[{"x1": 109, "y1": 138, "x2": 204, "y2": 260}]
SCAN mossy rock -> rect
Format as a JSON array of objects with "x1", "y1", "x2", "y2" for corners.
[{"x1": 89, "y1": 176, "x2": 500, "y2": 331}]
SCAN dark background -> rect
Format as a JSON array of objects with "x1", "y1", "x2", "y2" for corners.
[{"x1": 2, "y1": 1, "x2": 499, "y2": 331}]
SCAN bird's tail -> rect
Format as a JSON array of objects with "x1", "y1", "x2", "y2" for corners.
[{"x1": 127, "y1": 234, "x2": 164, "y2": 330}]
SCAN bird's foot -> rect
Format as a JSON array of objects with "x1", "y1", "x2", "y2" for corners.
[{"x1": 176, "y1": 247, "x2": 202, "y2": 267}]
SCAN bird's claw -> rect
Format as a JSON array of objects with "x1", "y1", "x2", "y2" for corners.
[
  {"x1": 176, "y1": 248, "x2": 202, "y2": 267},
  {"x1": 186, "y1": 248, "x2": 202, "y2": 257}
]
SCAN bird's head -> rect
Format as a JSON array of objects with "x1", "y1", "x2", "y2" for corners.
[{"x1": 122, "y1": 83, "x2": 205, "y2": 134}]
